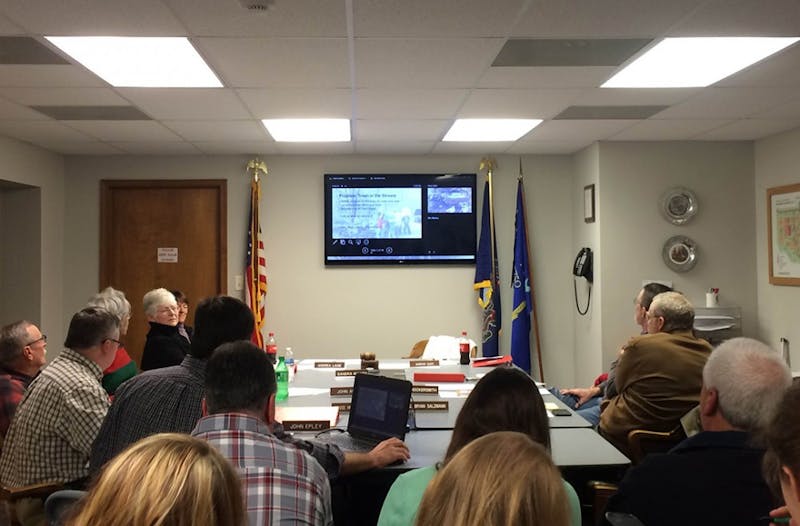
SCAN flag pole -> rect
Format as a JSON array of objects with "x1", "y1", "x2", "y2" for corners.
[
  {"x1": 518, "y1": 158, "x2": 545, "y2": 382},
  {"x1": 480, "y1": 157, "x2": 498, "y2": 287}
]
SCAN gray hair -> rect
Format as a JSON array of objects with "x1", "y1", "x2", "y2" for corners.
[
  {"x1": 143, "y1": 288, "x2": 176, "y2": 317},
  {"x1": 88, "y1": 287, "x2": 131, "y2": 321},
  {"x1": 649, "y1": 291, "x2": 694, "y2": 332},
  {"x1": 703, "y1": 337, "x2": 791, "y2": 432},
  {"x1": 0, "y1": 320, "x2": 33, "y2": 367}
]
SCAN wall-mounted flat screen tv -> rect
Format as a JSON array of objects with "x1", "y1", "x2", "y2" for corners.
[{"x1": 324, "y1": 173, "x2": 477, "y2": 265}]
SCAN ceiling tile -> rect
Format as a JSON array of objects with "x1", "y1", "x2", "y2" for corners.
[
  {"x1": 166, "y1": 0, "x2": 348, "y2": 37},
  {"x1": 610, "y1": 119, "x2": 733, "y2": 140},
  {"x1": 65, "y1": 121, "x2": 183, "y2": 141},
  {"x1": 354, "y1": 120, "x2": 448, "y2": 141},
  {"x1": 477, "y1": 67, "x2": 617, "y2": 89},
  {"x1": 197, "y1": 37, "x2": 350, "y2": 88},
  {"x1": 110, "y1": 141, "x2": 201, "y2": 154},
  {"x1": 458, "y1": 88, "x2": 583, "y2": 119},
  {"x1": 274, "y1": 142, "x2": 354, "y2": 154},
  {"x1": 356, "y1": 89, "x2": 467, "y2": 119},
  {"x1": 716, "y1": 45, "x2": 800, "y2": 88},
  {"x1": 694, "y1": 119, "x2": 800, "y2": 140},
  {"x1": 655, "y1": 87, "x2": 800, "y2": 120},
  {"x1": 0, "y1": 37, "x2": 69, "y2": 64},
  {"x1": 493, "y1": 39, "x2": 651, "y2": 67},
  {"x1": 555, "y1": 105, "x2": 667, "y2": 120},
  {"x1": 0, "y1": 120, "x2": 95, "y2": 142},
  {"x1": 572, "y1": 87, "x2": 700, "y2": 106},
  {"x1": 525, "y1": 120, "x2": 634, "y2": 142},
  {"x1": 237, "y1": 88, "x2": 351, "y2": 118},
  {"x1": 117, "y1": 88, "x2": 252, "y2": 120},
  {"x1": 752, "y1": 97, "x2": 800, "y2": 120},
  {"x1": 354, "y1": 141, "x2": 435, "y2": 154},
  {"x1": 0, "y1": 13, "x2": 23, "y2": 34},
  {"x1": 32, "y1": 106, "x2": 150, "y2": 120},
  {"x1": 35, "y1": 141, "x2": 125, "y2": 155},
  {"x1": 0, "y1": 98, "x2": 50, "y2": 120},
  {"x1": 164, "y1": 120, "x2": 267, "y2": 141},
  {"x1": 668, "y1": 0, "x2": 800, "y2": 36},
  {"x1": 0, "y1": 65, "x2": 106, "y2": 87},
  {"x1": 432, "y1": 141, "x2": 513, "y2": 154},
  {"x1": 507, "y1": 139, "x2": 595, "y2": 154},
  {"x1": 0, "y1": 87, "x2": 128, "y2": 106},
  {"x1": 355, "y1": 38, "x2": 504, "y2": 88},
  {"x1": 354, "y1": 0, "x2": 526, "y2": 37},
  {"x1": 191, "y1": 140, "x2": 280, "y2": 155}
]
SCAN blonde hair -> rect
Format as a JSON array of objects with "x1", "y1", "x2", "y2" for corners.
[
  {"x1": 415, "y1": 431, "x2": 569, "y2": 526},
  {"x1": 67, "y1": 433, "x2": 245, "y2": 526}
]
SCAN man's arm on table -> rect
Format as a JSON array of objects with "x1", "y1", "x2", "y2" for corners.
[{"x1": 340, "y1": 437, "x2": 410, "y2": 476}]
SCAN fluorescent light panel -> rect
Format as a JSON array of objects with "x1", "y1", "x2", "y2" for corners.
[
  {"x1": 443, "y1": 119, "x2": 542, "y2": 142},
  {"x1": 44, "y1": 36, "x2": 222, "y2": 88},
  {"x1": 603, "y1": 37, "x2": 800, "y2": 88},
  {"x1": 262, "y1": 119, "x2": 351, "y2": 142}
]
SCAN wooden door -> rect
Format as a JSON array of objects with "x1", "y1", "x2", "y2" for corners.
[{"x1": 100, "y1": 180, "x2": 227, "y2": 366}]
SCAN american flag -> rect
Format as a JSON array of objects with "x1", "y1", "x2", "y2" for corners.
[{"x1": 246, "y1": 175, "x2": 267, "y2": 349}]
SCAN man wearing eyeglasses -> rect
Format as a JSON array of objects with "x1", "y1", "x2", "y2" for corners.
[
  {"x1": 0, "y1": 308, "x2": 120, "y2": 526},
  {"x1": 0, "y1": 321, "x2": 48, "y2": 440}
]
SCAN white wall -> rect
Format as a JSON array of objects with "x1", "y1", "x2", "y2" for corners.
[
  {"x1": 597, "y1": 141, "x2": 757, "y2": 369},
  {"x1": 63, "y1": 154, "x2": 576, "y2": 381},
  {"x1": 0, "y1": 135, "x2": 65, "y2": 351},
  {"x1": 755, "y1": 127, "x2": 800, "y2": 365}
]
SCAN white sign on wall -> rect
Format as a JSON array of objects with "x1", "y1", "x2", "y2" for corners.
[{"x1": 157, "y1": 247, "x2": 178, "y2": 263}]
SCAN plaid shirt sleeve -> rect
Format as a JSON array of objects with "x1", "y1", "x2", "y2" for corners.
[
  {"x1": 0, "y1": 375, "x2": 26, "y2": 438},
  {"x1": 59, "y1": 383, "x2": 109, "y2": 457},
  {"x1": 272, "y1": 422, "x2": 345, "y2": 479}
]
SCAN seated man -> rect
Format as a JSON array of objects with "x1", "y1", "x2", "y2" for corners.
[
  {"x1": 0, "y1": 308, "x2": 119, "y2": 526},
  {"x1": 599, "y1": 291, "x2": 712, "y2": 457},
  {"x1": 553, "y1": 283, "x2": 672, "y2": 425},
  {"x1": 603, "y1": 337, "x2": 791, "y2": 526},
  {"x1": 90, "y1": 295, "x2": 408, "y2": 478},
  {"x1": 193, "y1": 340, "x2": 333, "y2": 525},
  {"x1": 0, "y1": 321, "x2": 48, "y2": 440}
]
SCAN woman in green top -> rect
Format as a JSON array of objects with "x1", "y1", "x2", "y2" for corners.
[{"x1": 377, "y1": 367, "x2": 582, "y2": 526}]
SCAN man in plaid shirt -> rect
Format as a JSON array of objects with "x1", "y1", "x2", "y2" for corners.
[
  {"x1": 0, "y1": 321, "x2": 48, "y2": 441},
  {"x1": 0, "y1": 308, "x2": 120, "y2": 526},
  {"x1": 193, "y1": 340, "x2": 333, "y2": 526}
]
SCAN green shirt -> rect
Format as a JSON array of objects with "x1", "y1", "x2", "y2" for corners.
[{"x1": 377, "y1": 464, "x2": 583, "y2": 526}]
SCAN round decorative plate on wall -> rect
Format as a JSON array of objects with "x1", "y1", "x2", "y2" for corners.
[
  {"x1": 660, "y1": 187, "x2": 698, "y2": 225},
  {"x1": 662, "y1": 235, "x2": 697, "y2": 273}
]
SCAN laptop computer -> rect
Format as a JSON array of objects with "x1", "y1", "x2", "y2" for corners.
[{"x1": 320, "y1": 373, "x2": 412, "y2": 452}]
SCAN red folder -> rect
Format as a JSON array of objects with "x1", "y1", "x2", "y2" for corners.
[
  {"x1": 413, "y1": 372, "x2": 466, "y2": 383},
  {"x1": 470, "y1": 355, "x2": 513, "y2": 367}
]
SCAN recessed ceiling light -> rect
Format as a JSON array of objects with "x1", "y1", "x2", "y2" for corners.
[
  {"x1": 603, "y1": 37, "x2": 800, "y2": 88},
  {"x1": 44, "y1": 36, "x2": 222, "y2": 88},
  {"x1": 262, "y1": 119, "x2": 351, "y2": 142},
  {"x1": 443, "y1": 119, "x2": 542, "y2": 141}
]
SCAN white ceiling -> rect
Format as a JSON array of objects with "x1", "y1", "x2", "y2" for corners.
[{"x1": 0, "y1": 0, "x2": 798, "y2": 156}]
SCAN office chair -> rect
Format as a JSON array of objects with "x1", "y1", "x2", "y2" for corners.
[
  {"x1": 627, "y1": 426, "x2": 686, "y2": 464},
  {"x1": 44, "y1": 489, "x2": 86, "y2": 526}
]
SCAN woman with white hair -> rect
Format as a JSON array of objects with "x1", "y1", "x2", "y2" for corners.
[
  {"x1": 140, "y1": 288, "x2": 190, "y2": 371},
  {"x1": 87, "y1": 286, "x2": 137, "y2": 394}
]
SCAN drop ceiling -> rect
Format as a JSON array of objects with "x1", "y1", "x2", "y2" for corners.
[{"x1": 0, "y1": 0, "x2": 798, "y2": 156}]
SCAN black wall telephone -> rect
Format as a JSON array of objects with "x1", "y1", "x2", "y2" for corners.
[
  {"x1": 573, "y1": 247, "x2": 593, "y2": 283},
  {"x1": 573, "y1": 247, "x2": 593, "y2": 315}
]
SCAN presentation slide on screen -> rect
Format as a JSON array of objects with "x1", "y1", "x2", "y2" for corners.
[
  {"x1": 427, "y1": 187, "x2": 472, "y2": 213},
  {"x1": 332, "y1": 187, "x2": 422, "y2": 239}
]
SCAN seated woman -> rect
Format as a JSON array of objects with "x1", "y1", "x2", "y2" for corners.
[
  {"x1": 377, "y1": 367, "x2": 581, "y2": 526},
  {"x1": 140, "y1": 288, "x2": 190, "y2": 371},
  {"x1": 87, "y1": 286, "x2": 137, "y2": 395},
  {"x1": 66, "y1": 433, "x2": 245, "y2": 526},
  {"x1": 764, "y1": 382, "x2": 800, "y2": 524},
  {"x1": 415, "y1": 431, "x2": 570, "y2": 526}
]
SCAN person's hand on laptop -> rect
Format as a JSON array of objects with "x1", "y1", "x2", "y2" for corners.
[{"x1": 339, "y1": 438, "x2": 410, "y2": 475}]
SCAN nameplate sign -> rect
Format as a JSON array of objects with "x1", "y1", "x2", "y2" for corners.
[
  {"x1": 411, "y1": 385, "x2": 439, "y2": 395},
  {"x1": 315, "y1": 361, "x2": 345, "y2": 369},
  {"x1": 281, "y1": 420, "x2": 330, "y2": 432},
  {"x1": 332, "y1": 402, "x2": 351, "y2": 412},
  {"x1": 412, "y1": 401, "x2": 449, "y2": 412},
  {"x1": 330, "y1": 387, "x2": 353, "y2": 396},
  {"x1": 410, "y1": 359, "x2": 440, "y2": 367},
  {"x1": 335, "y1": 369, "x2": 367, "y2": 377}
]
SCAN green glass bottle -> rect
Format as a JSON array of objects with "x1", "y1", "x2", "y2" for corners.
[{"x1": 276, "y1": 356, "x2": 289, "y2": 401}]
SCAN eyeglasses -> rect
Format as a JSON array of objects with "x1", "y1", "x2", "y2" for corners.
[
  {"x1": 156, "y1": 306, "x2": 178, "y2": 314},
  {"x1": 105, "y1": 338, "x2": 123, "y2": 346},
  {"x1": 25, "y1": 334, "x2": 47, "y2": 347}
]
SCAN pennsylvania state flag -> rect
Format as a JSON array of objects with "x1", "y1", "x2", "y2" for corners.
[
  {"x1": 474, "y1": 180, "x2": 501, "y2": 357},
  {"x1": 510, "y1": 180, "x2": 532, "y2": 373}
]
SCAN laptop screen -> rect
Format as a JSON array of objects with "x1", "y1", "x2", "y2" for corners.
[{"x1": 348, "y1": 374, "x2": 412, "y2": 441}]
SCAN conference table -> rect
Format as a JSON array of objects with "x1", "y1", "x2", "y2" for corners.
[{"x1": 281, "y1": 358, "x2": 630, "y2": 525}]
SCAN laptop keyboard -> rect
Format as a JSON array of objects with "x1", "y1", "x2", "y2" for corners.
[{"x1": 324, "y1": 432, "x2": 379, "y2": 452}]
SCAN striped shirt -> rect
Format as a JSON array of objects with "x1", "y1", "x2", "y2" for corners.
[
  {"x1": 0, "y1": 349, "x2": 108, "y2": 486},
  {"x1": 193, "y1": 413, "x2": 333, "y2": 526}
]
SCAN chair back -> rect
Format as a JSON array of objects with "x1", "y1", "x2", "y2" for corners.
[
  {"x1": 627, "y1": 426, "x2": 686, "y2": 464},
  {"x1": 45, "y1": 490, "x2": 86, "y2": 526}
]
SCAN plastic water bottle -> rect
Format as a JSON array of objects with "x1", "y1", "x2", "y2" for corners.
[
  {"x1": 266, "y1": 332, "x2": 278, "y2": 365},
  {"x1": 459, "y1": 331, "x2": 470, "y2": 365},
  {"x1": 285, "y1": 347, "x2": 295, "y2": 383},
  {"x1": 276, "y1": 357, "x2": 289, "y2": 401}
]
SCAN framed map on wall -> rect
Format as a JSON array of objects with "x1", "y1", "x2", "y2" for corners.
[{"x1": 768, "y1": 183, "x2": 800, "y2": 286}]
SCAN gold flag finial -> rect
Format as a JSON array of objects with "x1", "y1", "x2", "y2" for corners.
[
  {"x1": 479, "y1": 157, "x2": 497, "y2": 177},
  {"x1": 246, "y1": 158, "x2": 268, "y2": 182}
]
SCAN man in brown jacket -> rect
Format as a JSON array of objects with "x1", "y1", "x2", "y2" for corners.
[{"x1": 599, "y1": 291, "x2": 712, "y2": 458}]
